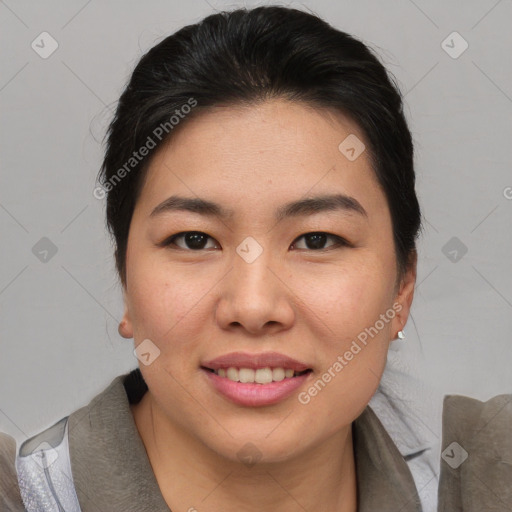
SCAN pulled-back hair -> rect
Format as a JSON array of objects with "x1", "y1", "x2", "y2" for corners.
[{"x1": 97, "y1": 5, "x2": 421, "y2": 286}]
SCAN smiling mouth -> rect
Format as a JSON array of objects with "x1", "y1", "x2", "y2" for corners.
[{"x1": 201, "y1": 366, "x2": 312, "y2": 384}]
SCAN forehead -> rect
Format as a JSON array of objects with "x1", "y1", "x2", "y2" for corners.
[{"x1": 137, "y1": 99, "x2": 387, "y2": 219}]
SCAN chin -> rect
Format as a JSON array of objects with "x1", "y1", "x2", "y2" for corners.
[{"x1": 200, "y1": 427, "x2": 312, "y2": 467}]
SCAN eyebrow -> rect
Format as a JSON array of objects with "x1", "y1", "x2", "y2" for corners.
[{"x1": 150, "y1": 193, "x2": 367, "y2": 221}]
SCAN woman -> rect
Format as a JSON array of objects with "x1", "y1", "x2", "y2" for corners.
[{"x1": 1, "y1": 5, "x2": 510, "y2": 511}]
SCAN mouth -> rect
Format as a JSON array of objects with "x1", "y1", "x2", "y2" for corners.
[
  {"x1": 200, "y1": 352, "x2": 313, "y2": 407},
  {"x1": 201, "y1": 366, "x2": 312, "y2": 383}
]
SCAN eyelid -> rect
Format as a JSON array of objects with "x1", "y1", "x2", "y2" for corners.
[
  {"x1": 160, "y1": 231, "x2": 219, "y2": 250},
  {"x1": 291, "y1": 232, "x2": 350, "y2": 251},
  {"x1": 160, "y1": 231, "x2": 351, "y2": 251}
]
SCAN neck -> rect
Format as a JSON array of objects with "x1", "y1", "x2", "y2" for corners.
[{"x1": 131, "y1": 392, "x2": 358, "y2": 512}]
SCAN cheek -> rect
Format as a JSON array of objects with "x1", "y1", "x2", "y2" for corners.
[
  {"x1": 300, "y1": 257, "x2": 394, "y2": 403},
  {"x1": 295, "y1": 255, "x2": 395, "y2": 340},
  {"x1": 126, "y1": 257, "x2": 213, "y2": 350},
  {"x1": 294, "y1": 265, "x2": 394, "y2": 432}
]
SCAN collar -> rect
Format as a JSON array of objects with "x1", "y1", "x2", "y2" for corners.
[
  {"x1": 368, "y1": 344, "x2": 442, "y2": 511},
  {"x1": 369, "y1": 346, "x2": 440, "y2": 459},
  {"x1": 67, "y1": 369, "x2": 421, "y2": 511},
  {"x1": 68, "y1": 370, "x2": 170, "y2": 511}
]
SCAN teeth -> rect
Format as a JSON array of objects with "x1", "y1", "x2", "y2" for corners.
[
  {"x1": 272, "y1": 368, "x2": 285, "y2": 381},
  {"x1": 239, "y1": 368, "x2": 255, "y2": 383},
  {"x1": 255, "y1": 368, "x2": 273, "y2": 384},
  {"x1": 215, "y1": 366, "x2": 305, "y2": 383},
  {"x1": 226, "y1": 367, "x2": 239, "y2": 381}
]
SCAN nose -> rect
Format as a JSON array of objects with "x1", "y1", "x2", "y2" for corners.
[{"x1": 214, "y1": 247, "x2": 295, "y2": 336}]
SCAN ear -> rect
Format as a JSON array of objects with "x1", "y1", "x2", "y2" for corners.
[
  {"x1": 118, "y1": 286, "x2": 134, "y2": 339},
  {"x1": 391, "y1": 251, "x2": 417, "y2": 340}
]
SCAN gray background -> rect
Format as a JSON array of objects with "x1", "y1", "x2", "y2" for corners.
[{"x1": 1, "y1": 0, "x2": 511, "y2": 447}]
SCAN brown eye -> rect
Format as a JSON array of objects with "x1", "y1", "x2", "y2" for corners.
[
  {"x1": 291, "y1": 232, "x2": 348, "y2": 251},
  {"x1": 164, "y1": 231, "x2": 219, "y2": 250}
]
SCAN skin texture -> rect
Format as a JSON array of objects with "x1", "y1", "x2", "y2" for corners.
[{"x1": 119, "y1": 98, "x2": 417, "y2": 512}]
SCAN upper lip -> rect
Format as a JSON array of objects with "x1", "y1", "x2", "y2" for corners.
[{"x1": 202, "y1": 351, "x2": 311, "y2": 371}]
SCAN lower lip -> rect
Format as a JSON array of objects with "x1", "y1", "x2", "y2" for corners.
[{"x1": 202, "y1": 369, "x2": 311, "y2": 407}]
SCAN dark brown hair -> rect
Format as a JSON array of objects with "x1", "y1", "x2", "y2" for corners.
[{"x1": 97, "y1": 5, "x2": 421, "y2": 286}]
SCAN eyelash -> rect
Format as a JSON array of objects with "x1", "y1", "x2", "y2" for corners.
[{"x1": 160, "y1": 231, "x2": 351, "y2": 252}]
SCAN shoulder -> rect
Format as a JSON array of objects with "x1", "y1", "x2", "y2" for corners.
[
  {"x1": 0, "y1": 432, "x2": 25, "y2": 511},
  {"x1": 441, "y1": 393, "x2": 512, "y2": 452},
  {"x1": 443, "y1": 392, "x2": 512, "y2": 422},
  {"x1": 0, "y1": 431, "x2": 17, "y2": 470},
  {"x1": 0, "y1": 432, "x2": 18, "y2": 480},
  {"x1": 438, "y1": 393, "x2": 512, "y2": 510},
  {"x1": 1, "y1": 372, "x2": 136, "y2": 512}
]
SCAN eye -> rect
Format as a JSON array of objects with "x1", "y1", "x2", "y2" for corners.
[
  {"x1": 162, "y1": 231, "x2": 219, "y2": 251},
  {"x1": 291, "y1": 232, "x2": 349, "y2": 251},
  {"x1": 161, "y1": 231, "x2": 349, "y2": 252}
]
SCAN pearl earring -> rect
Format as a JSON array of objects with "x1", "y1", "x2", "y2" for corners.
[{"x1": 397, "y1": 330, "x2": 405, "y2": 340}]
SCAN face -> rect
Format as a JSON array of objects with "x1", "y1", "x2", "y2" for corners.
[{"x1": 119, "y1": 99, "x2": 416, "y2": 464}]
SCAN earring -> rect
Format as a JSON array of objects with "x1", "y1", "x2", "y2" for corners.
[{"x1": 397, "y1": 330, "x2": 405, "y2": 340}]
